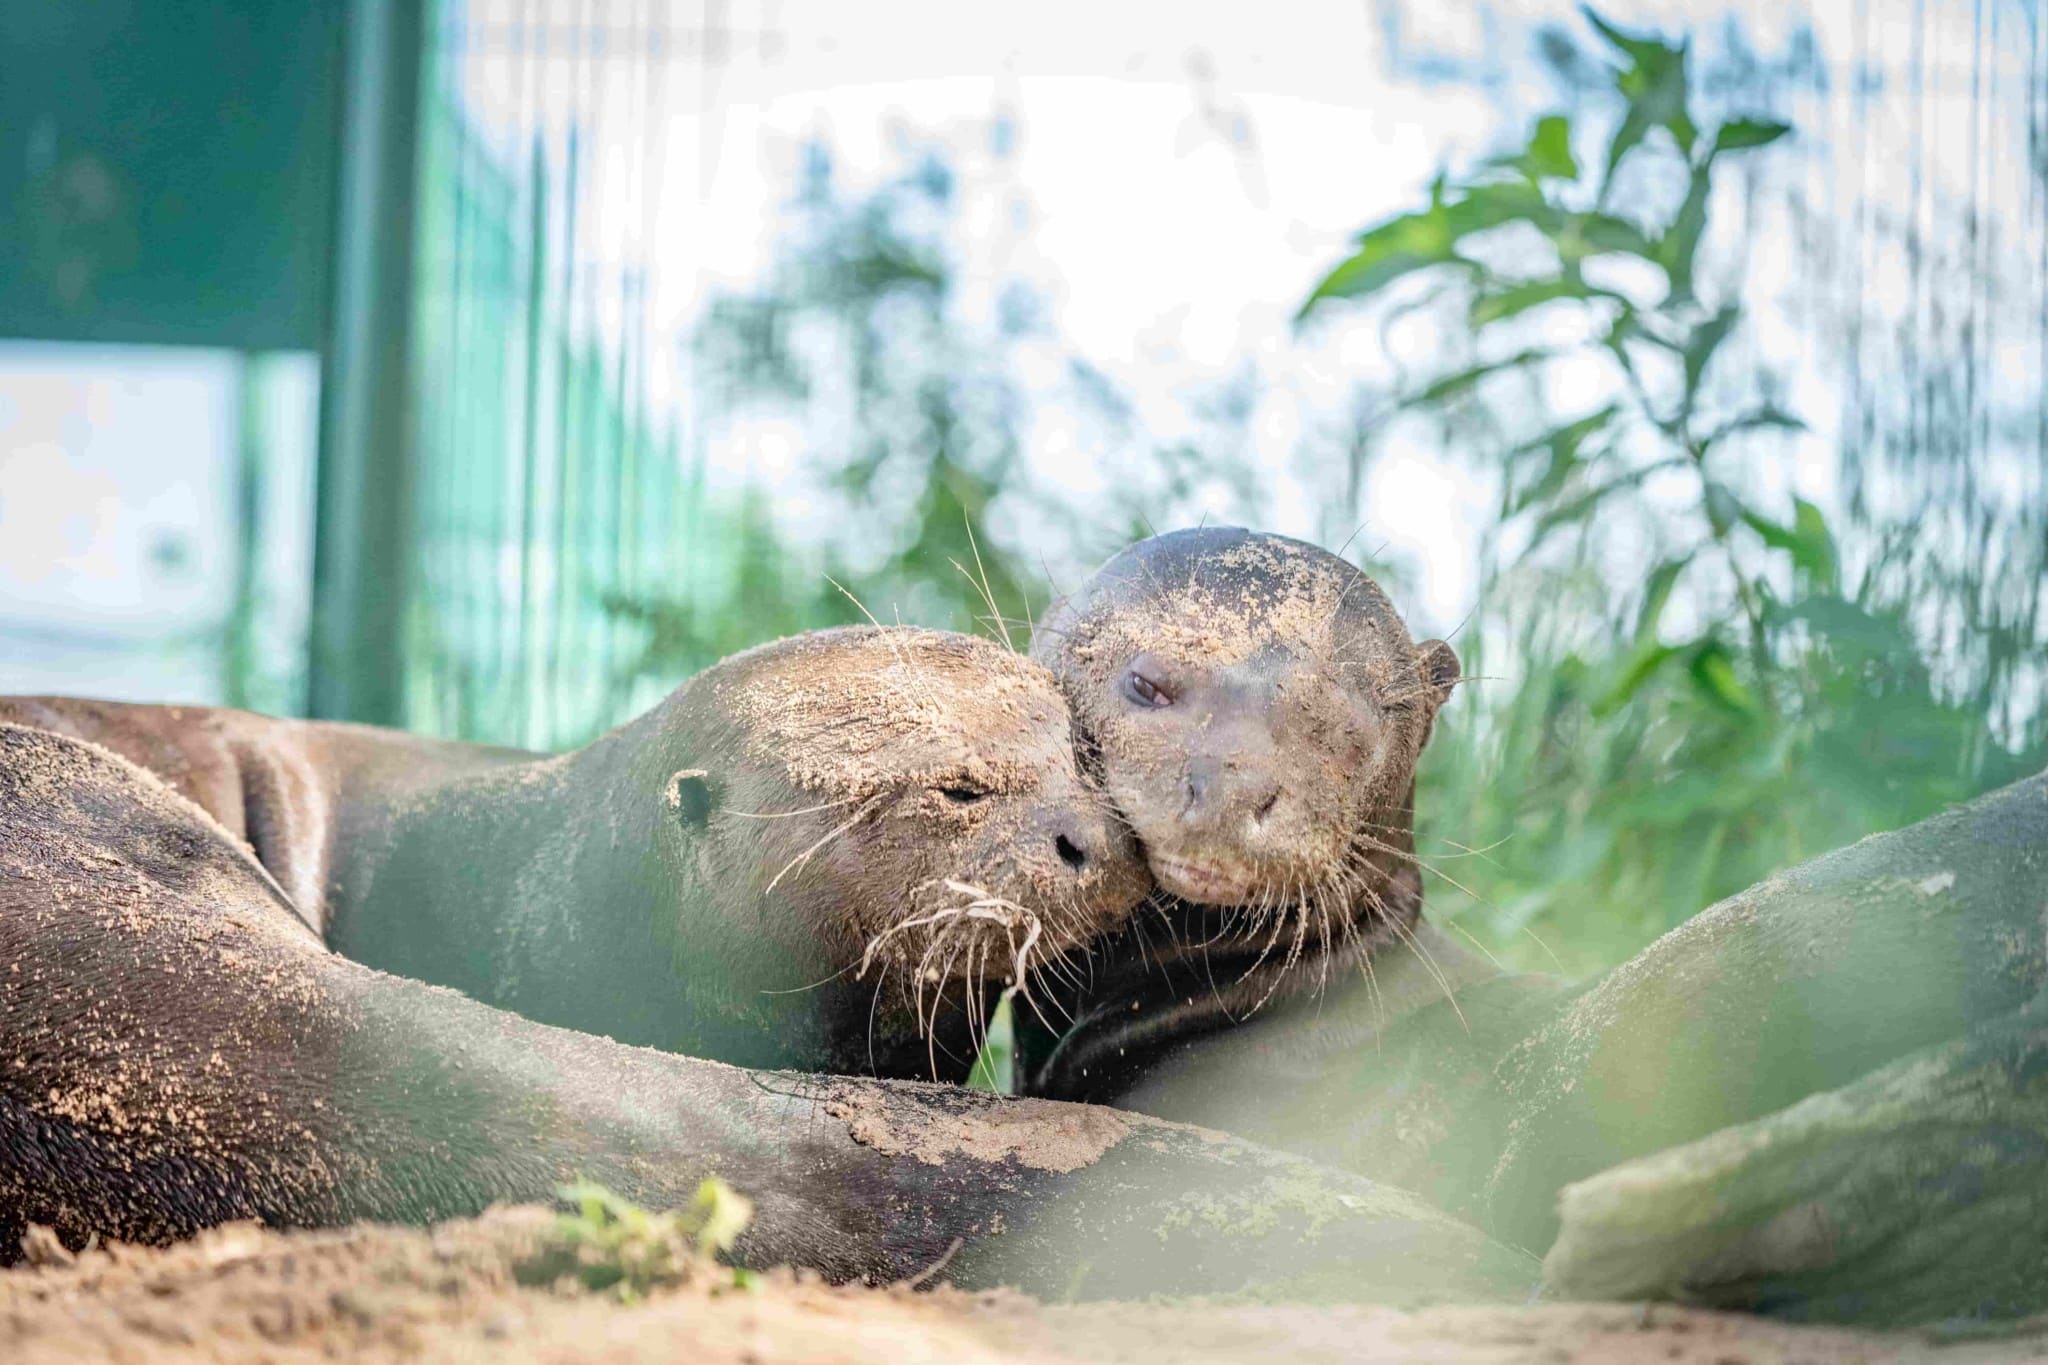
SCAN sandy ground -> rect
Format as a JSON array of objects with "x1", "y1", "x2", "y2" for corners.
[{"x1": 4, "y1": 1209, "x2": 2043, "y2": 1365}]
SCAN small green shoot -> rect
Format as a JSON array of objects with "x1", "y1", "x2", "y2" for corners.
[
  {"x1": 965, "y1": 988, "x2": 1018, "y2": 1093},
  {"x1": 522, "y1": 1177, "x2": 756, "y2": 1301}
]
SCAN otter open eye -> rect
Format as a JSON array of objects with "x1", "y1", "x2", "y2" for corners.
[
  {"x1": 1122, "y1": 668, "x2": 1172, "y2": 708},
  {"x1": 938, "y1": 783, "x2": 992, "y2": 805}
]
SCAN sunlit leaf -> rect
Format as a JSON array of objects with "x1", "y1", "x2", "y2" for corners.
[
  {"x1": 1498, "y1": 114, "x2": 1580, "y2": 183},
  {"x1": 1714, "y1": 118, "x2": 1791, "y2": 153},
  {"x1": 1687, "y1": 641, "x2": 1759, "y2": 717}
]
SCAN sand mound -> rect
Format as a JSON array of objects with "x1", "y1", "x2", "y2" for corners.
[{"x1": 4, "y1": 1209, "x2": 2040, "y2": 1364}]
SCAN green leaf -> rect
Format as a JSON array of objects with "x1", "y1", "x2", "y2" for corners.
[
  {"x1": 965, "y1": 989, "x2": 1018, "y2": 1093},
  {"x1": 1506, "y1": 405, "x2": 1619, "y2": 515},
  {"x1": 1470, "y1": 276, "x2": 1599, "y2": 327},
  {"x1": 1583, "y1": 7, "x2": 1676, "y2": 74},
  {"x1": 1740, "y1": 496, "x2": 1837, "y2": 587},
  {"x1": 1299, "y1": 208, "x2": 1460, "y2": 319},
  {"x1": 1713, "y1": 118, "x2": 1791, "y2": 153},
  {"x1": 1571, "y1": 211, "x2": 1661, "y2": 262},
  {"x1": 1683, "y1": 305, "x2": 1741, "y2": 392},
  {"x1": 1300, "y1": 180, "x2": 1561, "y2": 321},
  {"x1": 1699, "y1": 405, "x2": 1807, "y2": 452},
  {"x1": 1494, "y1": 114, "x2": 1580, "y2": 183},
  {"x1": 1686, "y1": 641, "x2": 1759, "y2": 717},
  {"x1": 1594, "y1": 641, "x2": 1681, "y2": 715},
  {"x1": 1600, "y1": 103, "x2": 1655, "y2": 197},
  {"x1": 1585, "y1": 8, "x2": 1695, "y2": 186},
  {"x1": 1529, "y1": 115, "x2": 1579, "y2": 180},
  {"x1": 1404, "y1": 347, "x2": 1557, "y2": 409},
  {"x1": 1703, "y1": 481, "x2": 1742, "y2": 536},
  {"x1": 1634, "y1": 557, "x2": 1687, "y2": 638},
  {"x1": 1660, "y1": 159, "x2": 1715, "y2": 302}
]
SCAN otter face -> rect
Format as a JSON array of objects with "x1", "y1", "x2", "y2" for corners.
[
  {"x1": 1035, "y1": 528, "x2": 1458, "y2": 926},
  {"x1": 673, "y1": 627, "x2": 1149, "y2": 993}
]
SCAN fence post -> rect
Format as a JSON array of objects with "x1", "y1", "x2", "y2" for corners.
[{"x1": 309, "y1": 0, "x2": 426, "y2": 724}]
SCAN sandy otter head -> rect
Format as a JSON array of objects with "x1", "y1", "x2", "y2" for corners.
[
  {"x1": 1032, "y1": 527, "x2": 1458, "y2": 941},
  {"x1": 648, "y1": 626, "x2": 1148, "y2": 1040}
]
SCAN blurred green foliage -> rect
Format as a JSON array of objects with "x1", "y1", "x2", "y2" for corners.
[
  {"x1": 605, "y1": 149, "x2": 1048, "y2": 679},
  {"x1": 1305, "y1": 7, "x2": 2048, "y2": 972},
  {"x1": 599, "y1": 9, "x2": 2047, "y2": 980}
]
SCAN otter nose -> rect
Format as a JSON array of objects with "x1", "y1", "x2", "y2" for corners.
[
  {"x1": 1179, "y1": 753, "x2": 1282, "y2": 835},
  {"x1": 1054, "y1": 829, "x2": 1088, "y2": 871}
]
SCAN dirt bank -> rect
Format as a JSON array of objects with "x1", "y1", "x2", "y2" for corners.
[{"x1": 4, "y1": 1209, "x2": 2038, "y2": 1364}]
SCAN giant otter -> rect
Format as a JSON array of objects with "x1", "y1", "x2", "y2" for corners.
[
  {"x1": 1022, "y1": 527, "x2": 1472, "y2": 1099},
  {"x1": 0, "y1": 626, "x2": 1146, "y2": 1078},
  {"x1": 0, "y1": 718, "x2": 1539, "y2": 1300}
]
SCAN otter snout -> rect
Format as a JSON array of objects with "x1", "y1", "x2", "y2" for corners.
[{"x1": 1015, "y1": 796, "x2": 1148, "y2": 932}]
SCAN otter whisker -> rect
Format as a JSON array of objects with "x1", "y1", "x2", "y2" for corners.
[
  {"x1": 1521, "y1": 923, "x2": 1568, "y2": 973},
  {"x1": 953, "y1": 518, "x2": 1015, "y2": 654},
  {"x1": 824, "y1": 576, "x2": 945, "y2": 718},
  {"x1": 860, "y1": 880, "x2": 1054, "y2": 1055},
  {"x1": 764, "y1": 794, "x2": 885, "y2": 895},
  {"x1": 724, "y1": 796, "x2": 865, "y2": 821},
  {"x1": 1440, "y1": 916, "x2": 1508, "y2": 972},
  {"x1": 1346, "y1": 830, "x2": 1489, "y2": 908},
  {"x1": 1383, "y1": 912, "x2": 1469, "y2": 1034}
]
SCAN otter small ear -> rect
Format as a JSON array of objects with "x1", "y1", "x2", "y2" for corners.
[
  {"x1": 1418, "y1": 640, "x2": 1461, "y2": 707},
  {"x1": 666, "y1": 768, "x2": 715, "y2": 829}
]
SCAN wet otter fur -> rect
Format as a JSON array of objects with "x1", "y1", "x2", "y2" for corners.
[
  {"x1": 1, "y1": 626, "x2": 1146, "y2": 1079},
  {"x1": 1024, "y1": 527, "x2": 1462, "y2": 1099}
]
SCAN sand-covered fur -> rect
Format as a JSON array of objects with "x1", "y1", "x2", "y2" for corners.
[
  {"x1": 1027, "y1": 529, "x2": 1460, "y2": 1096},
  {"x1": 4, "y1": 627, "x2": 1147, "y2": 1079}
]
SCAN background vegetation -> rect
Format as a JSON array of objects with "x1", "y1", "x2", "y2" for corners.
[{"x1": 585, "y1": 8, "x2": 2048, "y2": 977}]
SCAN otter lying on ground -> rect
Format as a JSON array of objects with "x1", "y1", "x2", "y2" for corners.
[
  {"x1": 0, "y1": 717, "x2": 1536, "y2": 1295},
  {"x1": 0, "y1": 626, "x2": 1145, "y2": 1078}
]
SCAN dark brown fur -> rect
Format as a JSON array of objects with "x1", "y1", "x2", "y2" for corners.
[
  {"x1": 2, "y1": 626, "x2": 1146, "y2": 1078},
  {"x1": 1024, "y1": 528, "x2": 1459, "y2": 1099},
  {"x1": 0, "y1": 720, "x2": 1536, "y2": 1303}
]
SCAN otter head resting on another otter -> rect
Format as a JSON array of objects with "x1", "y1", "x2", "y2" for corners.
[
  {"x1": 650, "y1": 626, "x2": 1148, "y2": 1050},
  {"x1": 331, "y1": 624, "x2": 1146, "y2": 1080},
  {"x1": 1024, "y1": 527, "x2": 1461, "y2": 1096}
]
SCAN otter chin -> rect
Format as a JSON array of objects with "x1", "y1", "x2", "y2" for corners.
[{"x1": 1025, "y1": 527, "x2": 1459, "y2": 1096}]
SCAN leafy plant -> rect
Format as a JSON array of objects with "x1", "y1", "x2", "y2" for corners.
[{"x1": 1303, "y1": 8, "x2": 2047, "y2": 968}]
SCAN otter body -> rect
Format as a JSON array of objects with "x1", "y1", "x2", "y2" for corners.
[
  {"x1": 2, "y1": 627, "x2": 1144, "y2": 1078},
  {"x1": 0, "y1": 720, "x2": 1534, "y2": 1302}
]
